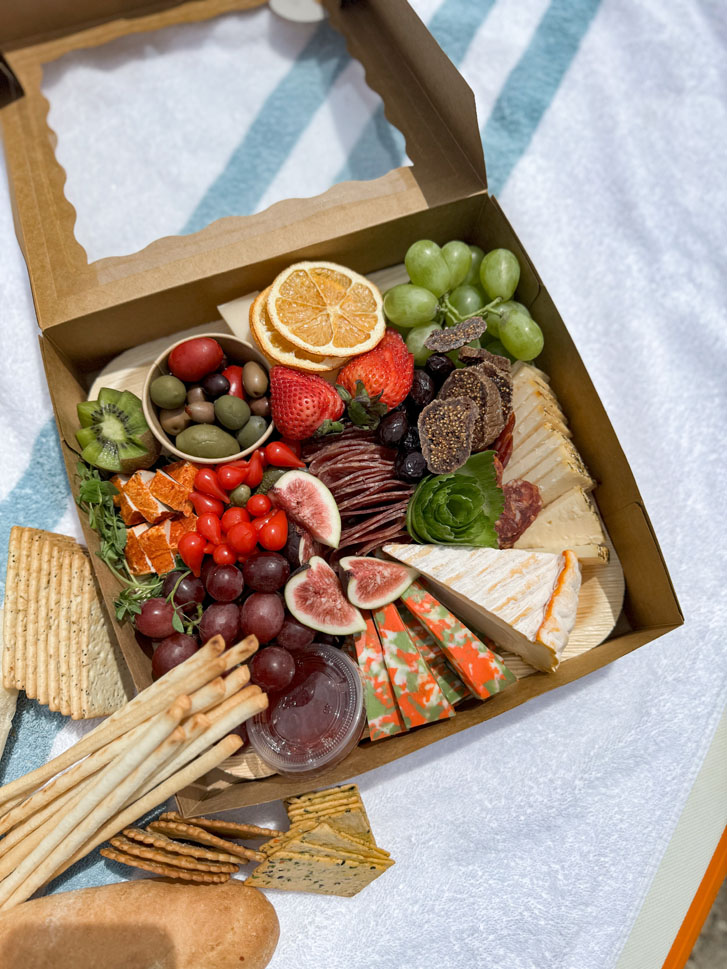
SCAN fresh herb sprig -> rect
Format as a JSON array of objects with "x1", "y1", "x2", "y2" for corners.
[{"x1": 75, "y1": 461, "x2": 164, "y2": 623}]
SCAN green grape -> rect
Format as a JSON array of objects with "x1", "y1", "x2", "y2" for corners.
[
  {"x1": 383, "y1": 284, "x2": 438, "y2": 327},
  {"x1": 484, "y1": 299, "x2": 530, "y2": 339},
  {"x1": 406, "y1": 323, "x2": 441, "y2": 365},
  {"x1": 481, "y1": 338, "x2": 516, "y2": 363},
  {"x1": 499, "y1": 309, "x2": 544, "y2": 361},
  {"x1": 444, "y1": 284, "x2": 487, "y2": 325},
  {"x1": 405, "y1": 240, "x2": 451, "y2": 297},
  {"x1": 479, "y1": 248, "x2": 521, "y2": 301},
  {"x1": 463, "y1": 245, "x2": 485, "y2": 286},
  {"x1": 441, "y1": 241, "x2": 471, "y2": 289}
]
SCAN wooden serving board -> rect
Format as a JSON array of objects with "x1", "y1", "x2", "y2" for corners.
[{"x1": 90, "y1": 271, "x2": 625, "y2": 780}]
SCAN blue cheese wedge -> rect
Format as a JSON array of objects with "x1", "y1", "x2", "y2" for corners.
[
  {"x1": 514, "y1": 487, "x2": 608, "y2": 565},
  {"x1": 383, "y1": 544, "x2": 581, "y2": 672}
]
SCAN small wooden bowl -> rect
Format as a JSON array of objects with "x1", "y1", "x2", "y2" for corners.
[{"x1": 142, "y1": 333, "x2": 274, "y2": 464}]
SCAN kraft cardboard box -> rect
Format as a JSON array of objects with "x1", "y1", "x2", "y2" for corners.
[{"x1": 0, "y1": 0, "x2": 682, "y2": 814}]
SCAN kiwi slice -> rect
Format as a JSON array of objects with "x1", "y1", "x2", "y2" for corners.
[{"x1": 76, "y1": 388, "x2": 160, "y2": 473}]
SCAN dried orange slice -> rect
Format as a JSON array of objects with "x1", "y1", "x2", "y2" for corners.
[
  {"x1": 267, "y1": 261, "x2": 385, "y2": 357},
  {"x1": 249, "y1": 288, "x2": 345, "y2": 373}
]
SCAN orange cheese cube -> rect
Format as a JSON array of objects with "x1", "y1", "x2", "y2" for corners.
[
  {"x1": 125, "y1": 524, "x2": 154, "y2": 575},
  {"x1": 165, "y1": 461, "x2": 200, "y2": 493},
  {"x1": 138, "y1": 520, "x2": 176, "y2": 574},
  {"x1": 117, "y1": 493, "x2": 145, "y2": 527},
  {"x1": 169, "y1": 515, "x2": 198, "y2": 551},
  {"x1": 150, "y1": 470, "x2": 193, "y2": 515},
  {"x1": 124, "y1": 470, "x2": 175, "y2": 525}
]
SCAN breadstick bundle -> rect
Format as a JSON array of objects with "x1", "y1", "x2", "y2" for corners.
[{"x1": 0, "y1": 634, "x2": 266, "y2": 912}]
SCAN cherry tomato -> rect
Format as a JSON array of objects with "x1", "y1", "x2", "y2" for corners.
[
  {"x1": 221, "y1": 506, "x2": 250, "y2": 532},
  {"x1": 218, "y1": 465, "x2": 248, "y2": 491},
  {"x1": 264, "y1": 441, "x2": 305, "y2": 469},
  {"x1": 178, "y1": 532, "x2": 205, "y2": 577},
  {"x1": 197, "y1": 513, "x2": 223, "y2": 546},
  {"x1": 222, "y1": 365, "x2": 245, "y2": 400},
  {"x1": 227, "y1": 521, "x2": 258, "y2": 556},
  {"x1": 203, "y1": 543, "x2": 216, "y2": 555},
  {"x1": 259, "y1": 510, "x2": 288, "y2": 551},
  {"x1": 251, "y1": 510, "x2": 275, "y2": 534},
  {"x1": 213, "y1": 543, "x2": 237, "y2": 566},
  {"x1": 189, "y1": 491, "x2": 224, "y2": 518},
  {"x1": 246, "y1": 494, "x2": 272, "y2": 518},
  {"x1": 194, "y1": 468, "x2": 229, "y2": 503},
  {"x1": 246, "y1": 450, "x2": 264, "y2": 489},
  {"x1": 168, "y1": 337, "x2": 224, "y2": 382}
]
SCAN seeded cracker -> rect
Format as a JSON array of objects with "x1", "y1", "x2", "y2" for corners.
[
  {"x1": 439, "y1": 368, "x2": 505, "y2": 450},
  {"x1": 424, "y1": 315, "x2": 487, "y2": 352},
  {"x1": 418, "y1": 397, "x2": 477, "y2": 473},
  {"x1": 245, "y1": 850, "x2": 389, "y2": 897}
]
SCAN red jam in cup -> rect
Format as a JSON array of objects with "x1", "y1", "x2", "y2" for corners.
[{"x1": 248, "y1": 643, "x2": 365, "y2": 776}]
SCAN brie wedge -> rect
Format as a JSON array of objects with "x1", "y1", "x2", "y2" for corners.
[
  {"x1": 514, "y1": 487, "x2": 608, "y2": 565},
  {"x1": 383, "y1": 544, "x2": 581, "y2": 672}
]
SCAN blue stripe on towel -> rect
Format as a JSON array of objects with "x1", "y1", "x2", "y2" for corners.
[
  {"x1": 334, "y1": 0, "x2": 497, "y2": 184},
  {"x1": 0, "y1": 418, "x2": 71, "y2": 602},
  {"x1": 483, "y1": 0, "x2": 603, "y2": 194},
  {"x1": 182, "y1": 20, "x2": 349, "y2": 234}
]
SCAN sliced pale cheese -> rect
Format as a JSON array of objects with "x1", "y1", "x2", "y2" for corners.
[
  {"x1": 512, "y1": 400, "x2": 571, "y2": 450},
  {"x1": 523, "y1": 437, "x2": 594, "y2": 506},
  {"x1": 514, "y1": 487, "x2": 607, "y2": 566},
  {"x1": 512, "y1": 361, "x2": 550, "y2": 385},
  {"x1": 504, "y1": 424, "x2": 575, "y2": 484},
  {"x1": 383, "y1": 544, "x2": 581, "y2": 672}
]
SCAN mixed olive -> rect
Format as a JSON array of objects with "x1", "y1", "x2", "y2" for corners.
[{"x1": 150, "y1": 337, "x2": 271, "y2": 459}]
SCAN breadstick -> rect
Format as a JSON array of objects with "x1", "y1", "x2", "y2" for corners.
[
  {"x1": 3, "y1": 723, "x2": 188, "y2": 909},
  {"x1": 51, "y1": 734, "x2": 243, "y2": 881},
  {"x1": 0, "y1": 638, "x2": 225, "y2": 809},
  {"x1": 0, "y1": 785, "x2": 84, "y2": 880},
  {"x1": 0, "y1": 699, "x2": 188, "y2": 909},
  {"x1": 126, "y1": 688, "x2": 266, "y2": 809},
  {"x1": 186, "y1": 672, "x2": 226, "y2": 716},
  {"x1": 221, "y1": 636, "x2": 259, "y2": 671},
  {"x1": 0, "y1": 711, "x2": 165, "y2": 838}
]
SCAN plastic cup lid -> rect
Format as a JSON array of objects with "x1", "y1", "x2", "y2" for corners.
[{"x1": 248, "y1": 643, "x2": 364, "y2": 775}]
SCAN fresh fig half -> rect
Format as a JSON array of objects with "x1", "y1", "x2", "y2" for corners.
[
  {"x1": 339, "y1": 556, "x2": 419, "y2": 610},
  {"x1": 285, "y1": 556, "x2": 366, "y2": 635},
  {"x1": 269, "y1": 471, "x2": 341, "y2": 548}
]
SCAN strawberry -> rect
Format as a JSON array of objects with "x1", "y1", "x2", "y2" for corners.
[
  {"x1": 337, "y1": 329, "x2": 414, "y2": 412},
  {"x1": 270, "y1": 366, "x2": 345, "y2": 441}
]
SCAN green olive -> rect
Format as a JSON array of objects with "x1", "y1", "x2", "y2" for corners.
[
  {"x1": 236, "y1": 416, "x2": 267, "y2": 450},
  {"x1": 176, "y1": 424, "x2": 240, "y2": 459},
  {"x1": 228, "y1": 484, "x2": 252, "y2": 507},
  {"x1": 214, "y1": 395, "x2": 251, "y2": 431},
  {"x1": 150, "y1": 374, "x2": 186, "y2": 409},
  {"x1": 242, "y1": 361, "x2": 268, "y2": 398}
]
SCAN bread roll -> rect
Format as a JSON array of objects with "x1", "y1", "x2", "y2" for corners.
[{"x1": 0, "y1": 879, "x2": 279, "y2": 969}]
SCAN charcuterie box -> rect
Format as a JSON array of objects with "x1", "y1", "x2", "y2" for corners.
[{"x1": 0, "y1": 0, "x2": 681, "y2": 814}]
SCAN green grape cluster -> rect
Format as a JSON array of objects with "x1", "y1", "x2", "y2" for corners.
[{"x1": 384, "y1": 239, "x2": 544, "y2": 363}]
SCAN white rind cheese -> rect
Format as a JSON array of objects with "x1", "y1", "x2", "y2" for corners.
[
  {"x1": 382, "y1": 544, "x2": 582, "y2": 672},
  {"x1": 514, "y1": 487, "x2": 608, "y2": 565}
]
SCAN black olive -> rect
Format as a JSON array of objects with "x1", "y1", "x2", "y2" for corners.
[
  {"x1": 425, "y1": 353, "x2": 455, "y2": 385},
  {"x1": 407, "y1": 370, "x2": 436, "y2": 410},
  {"x1": 400, "y1": 427, "x2": 421, "y2": 453},
  {"x1": 201, "y1": 372, "x2": 231, "y2": 399},
  {"x1": 377, "y1": 410, "x2": 409, "y2": 447},
  {"x1": 394, "y1": 450, "x2": 427, "y2": 483}
]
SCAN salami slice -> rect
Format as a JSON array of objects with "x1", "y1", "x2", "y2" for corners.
[
  {"x1": 495, "y1": 478, "x2": 543, "y2": 548},
  {"x1": 493, "y1": 411, "x2": 515, "y2": 469}
]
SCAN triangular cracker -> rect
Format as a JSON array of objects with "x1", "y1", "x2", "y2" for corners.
[{"x1": 246, "y1": 849, "x2": 390, "y2": 897}]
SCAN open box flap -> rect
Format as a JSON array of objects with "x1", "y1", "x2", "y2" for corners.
[{"x1": 0, "y1": 0, "x2": 487, "y2": 336}]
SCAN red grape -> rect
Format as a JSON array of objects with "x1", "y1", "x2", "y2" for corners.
[
  {"x1": 161, "y1": 571, "x2": 205, "y2": 613},
  {"x1": 135, "y1": 598, "x2": 176, "y2": 639},
  {"x1": 135, "y1": 630, "x2": 156, "y2": 659},
  {"x1": 206, "y1": 564, "x2": 244, "y2": 602},
  {"x1": 242, "y1": 552, "x2": 290, "y2": 593},
  {"x1": 199, "y1": 603, "x2": 240, "y2": 648},
  {"x1": 276, "y1": 614, "x2": 315, "y2": 650},
  {"x1": 250, "y1": 647, "x2": 295, "y2": 691},
  {"x1": 240, "y1": 593, "x2": 284, "y2": 644},
  {"x1": 152, "y1": 633, "x2": 199, "y2": 680}
]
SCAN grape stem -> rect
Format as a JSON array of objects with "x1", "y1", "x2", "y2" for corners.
[{"x1": 439, "y1": 294, "x2": 502, "y2": 326}]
